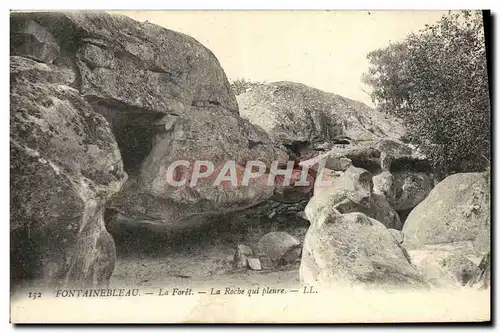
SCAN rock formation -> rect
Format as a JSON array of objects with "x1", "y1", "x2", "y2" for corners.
[
  {"x1": 238, "y1": 82, "x2": 435, "y2": 223},
  {"x1": 305, "y1": 166, "x2": 402, "y2": 229},
  {"x1": 401, "y1": 171, "x2": 491, "y2": 288},
  {"x1": 10, "y1": 55, "x2": 126, "y2": 289},
  {"x1": 10, "y1": 11, "x2": 279, "y2": 289},
  {"x1": 402, "y1": 172, "x2": 490, "y2": 252},
  {"x1": 254, "y1": 232, "x2": 302, "y2": 268},
  {"x1": 300, "y1": 210, "x2": 428, "y2": 290},
  {"x1": 10, "y1": 11, "x2": 490, "y2": 294},
  {"x1": 237, "y1": 81, "x2": 406, "y2": 157}
]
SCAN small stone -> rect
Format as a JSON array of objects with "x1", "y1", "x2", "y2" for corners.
[
  {"x1": 233, "y1": 249, "x2": 248, "y2": 269},
  {"x1": 247, "y1": 257, "x2": 262, "y2": 271},
  {"x1": 255, "y1": 232, "x2": 300, "y2": 261}
]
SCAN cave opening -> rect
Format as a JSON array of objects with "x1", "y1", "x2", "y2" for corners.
[{"x1": 89, "y1": 99, "x2": 165, "y2": 175}]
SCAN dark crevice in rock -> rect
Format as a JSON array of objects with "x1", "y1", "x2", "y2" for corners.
[
  {"x1": 248, "y1": 140, "x2": 263, "y2": 149},
  {"x1": 191, "y1": 99, "x2": 224, "y2": 108},
  {"x1": 113, "y1": 49, "x2": 142, "y2": 66},
  {"x1": 397, "y1": 208, "x2": 413, "y2": 225},
  {"x1": 117, "y1": 123, "x2": 154, "y2": 174},
  {"x1": 9, "y1": 43, "x2": 47, "y2": 63},
  {"x1": 82, "y1": 38, "x2": 117, "y2": 49},
  {"x1": 283, "y1": 141, "x2": 310, "y2": 159},
  {"x1": 390, "y1": 157, "x2": 433, "y2": 174},
  {"x1": 148, "y1": 63, "x2": 168, "y2": 74},
  {"x1": 79, "y1": 55, "x2": 99, "y2": 71},
  {"x1": 88, "y1": 98, "x2": 166, "y2": 174},
  {"x1": 333, "y1": 138, "x2": 351, "y2": 145},
  {"x1": 350, "y1": 156, "x2": 382, "y2": 175}
]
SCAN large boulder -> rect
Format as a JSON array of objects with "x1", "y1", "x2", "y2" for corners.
[
  {"x1": 10, "y1": 18, "x2": 60, "y2": 63},
  {"x1": 238, "y1": 81, "x2": 435, "y2": 220},
  {"x1": 402, "y1": 172, "x2": 490, "y2": 288},
  {"x1": 402, "y1": 172, "x2": 490, "y2": 253},
  {"x1": 11, "y1": 11, "x2": 239, "y2": 117},
  {"x1": 106, "y1": 106, "x2": 281, "y2": 230},
  {"x1": 237, "y1": 81, "x2": 406, "y2": 160},
  {"x1": 300, "y1": 137, "x2": 434, "y2": 218},
  {"x1": 300, "y1": 210, "x2": 428, "y2": 290},
  {"x1": 254, "y1": 232, "x2": 301, "y2": 267},
  {"x1": 10, "y1": 56, "x2": 126, "y2": 290},
  {"x1": 305, "y1": 166, "x2": 402, "y2": 230},
  {"x1": 9, "y1": 11, "x2": 296, "y2": 231}
]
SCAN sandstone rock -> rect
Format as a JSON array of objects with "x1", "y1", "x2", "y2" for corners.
[
  {"x1": 373, "y1": 171, "x2": 394, "y2": 203},
  {"x1": 232, "y1": 244, "x2": 254, "y2": 269},
  {"x1": 107, "y1": 105, "x2": 280, "y2": 230},
  {"x1": 10, "y1": 17, "x2": 60, "y2": 64},
  {"x1": 11, "y1": 11, "x2": 239, "y2": 115},
  {"x1": 295, "y1": 211, "x2": 307, "y2": 220},
  {"x1": 313, "y1": 167, "x2": 342, "y2": 194},
  {"x1": 305, "y1": 166, "x2": 401, "y2": 229},
  {"x1": 300, "y1": 138, "x2": 417, "y2": 173},
  {"x1": 406, "y1": 250, "x2": 458, "y2": 287},
  {"x1": 271, "y1": 164, "x2": 315, "y2": 203},
  {"x1": 370, "y1": 193, "x2": 402, "y2": 230},
  {"x1": 255, "y1": 232, "x2": 301, "y2": 264},
  {"x1": 302, "y1": 138, "x2": 434, "y2": 215},
  {"x1": 290, "y1": 226, "x2": 308, "y2": 244},
  {"x1": 406, "y1": 247, "x2": 479, "y2": 288},
  {"x1": 233, "y1": 244, "x2": 252, "y2": 269},
  {"x1": 10, "y1": 56, "x2": 126, "y2": 290},
  {"x1": 402, "y1": 172, "x2": 490, "y2": 252},
  {"x1": 237, "y1": 82, "x2": 406, "y2": 161},
  {"x1": 247, "y1": 258, "x2": 262, "y2": 271},
  {"x1": 10, "y1": 12, "x2": 296, "y2": 231},
  {"x1": 300, "y1": 211, "x2": 428, "y2": 289}
]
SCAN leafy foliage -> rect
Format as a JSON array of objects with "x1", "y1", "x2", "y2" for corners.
[
  {"x1": 363, "y1": 10, "x2": 490, "y2": 177},
  {"x1": 230, "y1": 78, "x2": 266, "y2": 96}
]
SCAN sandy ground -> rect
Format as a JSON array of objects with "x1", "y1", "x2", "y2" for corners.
[
  {"x1": 109, "y1": 216, "x2": 308, "y2": 290},
  {"x1": 11, "y1": 217, "x2": 491, "y2": 323}
]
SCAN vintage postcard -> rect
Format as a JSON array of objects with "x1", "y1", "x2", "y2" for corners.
[{"x1": 9, "y1": 9, "x2": 491, "y2": 323}]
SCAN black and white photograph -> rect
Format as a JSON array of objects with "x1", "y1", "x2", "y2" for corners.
[{"x1": 8, "y1": 8, "x2": 492, "y2": 323}]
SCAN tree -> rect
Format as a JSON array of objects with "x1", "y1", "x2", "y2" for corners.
[{"x1": 362, "y1": 10, "x2": 490, "y2": 178}]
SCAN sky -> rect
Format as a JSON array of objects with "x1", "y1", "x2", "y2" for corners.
[{"x1": 112, "y1": 10, "x2": 450, "y2": 107}]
